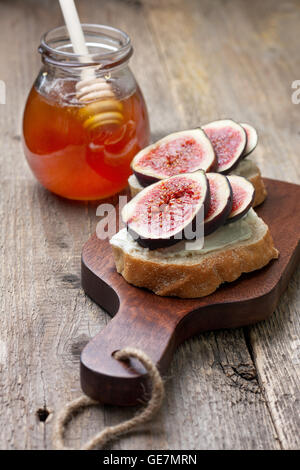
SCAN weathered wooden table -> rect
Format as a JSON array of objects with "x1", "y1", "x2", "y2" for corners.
[{"x1": 0, "y1": 0, "x2": 299, "y2": 450}]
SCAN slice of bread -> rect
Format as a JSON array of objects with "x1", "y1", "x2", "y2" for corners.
[
  {"x1": 128, "y1": 159, "x2": 267, "y2": 207},
  {"x1": 110, "y1": 209, "x2": 279, "y2": 298}
]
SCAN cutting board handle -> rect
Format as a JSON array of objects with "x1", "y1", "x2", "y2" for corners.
[{"x1": 80, "y1": 300, "x2": 178, "y2": 406}]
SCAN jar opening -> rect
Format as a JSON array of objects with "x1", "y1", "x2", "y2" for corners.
[{"x1": 39, "y1": 24, "x2": 133, "y2": 70}]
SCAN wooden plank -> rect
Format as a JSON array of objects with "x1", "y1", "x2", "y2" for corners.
[
  {"x1": 0, "y1": 0, "x2": 107, "y2": 450},
  {"x1": 0, "y1": 0, "x2": 298, "y2": 450},
  {"x1": 146, "y1": 0, "x2": 300, "y2": 450},
  {"x1": 247, "y1": 269, "x2": 300, "y2": 450}
]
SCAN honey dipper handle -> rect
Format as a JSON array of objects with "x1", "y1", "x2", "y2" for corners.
[
  {"x1": 58, "y1": 0, "x2": 89, "y2": 57},
  {"x1": 80, "y1": 301, "x2": 178, "y2": 406}
]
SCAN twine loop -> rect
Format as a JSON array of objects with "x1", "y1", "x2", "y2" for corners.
[{"x1": 52, "y1": 347, "x2": 164, "y2": 450}]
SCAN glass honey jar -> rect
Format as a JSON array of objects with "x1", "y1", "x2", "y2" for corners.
[{"x1": 22, "y1": 25, "x2": 150, "y2": 200}]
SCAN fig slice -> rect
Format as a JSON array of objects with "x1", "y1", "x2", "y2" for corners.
[
  {"x1": 226, "y1": 175, "x2": 255, "y2": 223},
  {"x1": 240, "y1": 123, "x2": 258, "y2": 157},
  {"x1": 202, "y1": 119, "x2": 247, "y2": 174},
  {"x1": 131, "y1": 129, "x2": 217, "y2": 187},
  {"x1": 122, "y1": 171, "x2": 210, "y2": 250},
  {"x1": 204, "y1": 173, "x2": 233, "y2": 236}
]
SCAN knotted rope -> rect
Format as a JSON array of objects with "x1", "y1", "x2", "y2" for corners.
[{"x1": 52, "y1": 348, "x2": 164, "y2": 450}]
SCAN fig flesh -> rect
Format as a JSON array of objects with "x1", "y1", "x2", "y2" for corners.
[
  {"x1": 131, "y1": 129, "x2": 217, "y2": 187},
  {"x1": 122, "y1": 171, "x2": 210, "y2": 250},
  {"x1": 204, "y1": 173, "x2": 233, "y2": 236},
  {"x1": 202, "y1": 119, "x2": 246, "y2": 174},
  {"x1": 240, "y1": 123, "x2": 258, "y2": 157},
  {"x1": 226, "y1": 175, "x2": 255, "y2": 223}
]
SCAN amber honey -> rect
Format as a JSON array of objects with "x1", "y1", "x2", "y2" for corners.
[{"x1": 23, "y1": 84, "x2": 150, "y2": 200}]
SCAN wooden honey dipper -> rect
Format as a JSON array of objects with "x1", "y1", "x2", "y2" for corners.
[{"x1": 59, "y1": 0, "x2": 123, "y2": 130}]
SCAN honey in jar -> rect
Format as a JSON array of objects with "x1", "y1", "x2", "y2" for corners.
[{"x1": 22, "y1": 25, "x2": 150, "y2": 200}]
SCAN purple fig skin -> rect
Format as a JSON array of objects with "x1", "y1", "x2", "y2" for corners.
[
  {"x1": 203, "y1": 177, "x2": 211, "y2": 218},
  {"x1": 202, "y1": 119, "x2": 247, "y2": 175},
  {"x1": 220, "y1": 153, "x2": 245, "y2": 175},
  {"x1": 126, "y1": 172, "x2": 210, "y2": 250},
  {"x1": 204, "y1": 176, "x2": 233, "y2": 236},
  {"x1": 226, "y1": 190, "x2": 255, "y2": 223},
  {"x1": 128, "y1": 228, "x2": 184, "y2": 250},
  {"x1": 132, "y1": 170, "x2": 159, "y2": 187},
  {"x1": 225, "y1": 176, "x2": 255, "y2": 224},
  {"x1": 240, "y1": 123, "x2": 258, "y2": 158}
]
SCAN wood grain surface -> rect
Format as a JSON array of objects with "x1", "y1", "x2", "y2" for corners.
[{"x1": 0, "y1": 0, "x2": 299, "y2": 450}]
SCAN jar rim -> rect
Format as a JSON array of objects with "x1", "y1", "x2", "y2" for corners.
[{"x1": 39, "y1": 24, "x2": 133, "y2": 69}]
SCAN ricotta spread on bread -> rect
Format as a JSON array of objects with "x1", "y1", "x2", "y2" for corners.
[{"x1": 110, "y1": 209, "x2": 256, "y2": 259}]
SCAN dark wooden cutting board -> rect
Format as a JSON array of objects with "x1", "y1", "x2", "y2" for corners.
[{"x1": 80, "y1": 178, "x2": 300, "y2": 406}]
